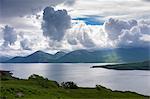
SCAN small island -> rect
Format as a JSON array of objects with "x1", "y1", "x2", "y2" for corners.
[
  {"x1": 0, "y1": 71, "x2": 149, "y2": 99},
  {"x1": 91, "y1": 61, "x2": 150, "y2": 70}
]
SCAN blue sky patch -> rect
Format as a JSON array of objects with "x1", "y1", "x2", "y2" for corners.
[{"x1": 72, "y1": 17, "x2": 104, "y2": 25}]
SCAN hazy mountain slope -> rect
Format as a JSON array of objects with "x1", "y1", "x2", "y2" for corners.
[
  {"x1": 5, "y1": 48, "x2": 149, "y2": 63},
  {"x1": 0, "y1": 56, "x2": 11, "y2": 62},
  {"x1": 58, "y1": 48, "x2": 149, "y2": 63},
  {"x1": 6, "y1": 51, "x2": 55, "y2": 63}
]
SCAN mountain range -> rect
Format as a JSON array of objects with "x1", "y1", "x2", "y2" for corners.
[
  {"x1": 0, "y1": 56, "x2": 11, "y2": 62},
  {"x1": 2, "y1": 47, "x2": 150, "y2": 63}
]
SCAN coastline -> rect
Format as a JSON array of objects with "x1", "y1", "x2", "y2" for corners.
[{"x1": 91, "y1": 61, "x2": 150, "y2": 70}]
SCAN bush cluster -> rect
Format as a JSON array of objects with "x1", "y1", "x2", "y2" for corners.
[
  {"x1": 28, "y1": 74, "x2": 49, "y2": 88},
  {"x1": 61, "y1": 81, "x2": 78, "y2": 89}
]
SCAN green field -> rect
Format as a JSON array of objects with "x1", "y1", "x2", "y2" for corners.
[{"x1": 0, "y1": 74, "x2": 149, "y2": 99}]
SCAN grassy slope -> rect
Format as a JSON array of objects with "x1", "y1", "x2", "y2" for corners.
[
  {"x1": 0, "y1": 79, "x2": 149, "y2": 99},
  {"x1": 92, "y1": 61, "x2": 150, "y2": 70}
]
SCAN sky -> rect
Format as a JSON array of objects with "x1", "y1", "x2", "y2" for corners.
[{"x1": 0, "y1": 0, "x2": 150, "y2": 56}]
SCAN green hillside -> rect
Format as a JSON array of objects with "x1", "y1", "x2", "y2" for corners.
[{"x1": 0, "y1": 74, "x2": 149, "y2": 99}]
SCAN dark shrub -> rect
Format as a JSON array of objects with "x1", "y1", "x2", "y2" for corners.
[
  {"x1": 52, "y1": 81, "x2": 60, "y2": 87},
  {"x1": 96, "y1": 85, "x2": 101, "y2": 90},
  {"x1": 0, "y1": 96, "x2": 7, "y2": 99},
  {"x1": 0, "y1": 71, "x2": 16, "y2": 80},
  {"x1": 61, "y1": 81, "x2": 78, "y2": 89},
  {"x1": 96, "y1": 85, "x2": 108, "y2": 91},
  {"x1": 28, "y1": 74, "x2": 49, "y2": 88},
  {"x1": 28, "y1": 74, "x2": 48, "y2": 80}
]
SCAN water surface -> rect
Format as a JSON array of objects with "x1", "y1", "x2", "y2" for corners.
[{"x1": 0, "y1": 63, "x2": 150, "y2": 96}]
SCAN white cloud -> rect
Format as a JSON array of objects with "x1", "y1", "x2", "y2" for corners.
[
  {"x1": 58, "y1": 0, "x2": 150, "y2": 20},
  {"x1": 104, "y1": 18, "x2": 150, "y2": 47},
  {"x1": 141, "y1": 34, "x2": 150, "y2": 42},
  {"x1": 1, "y1": 18, "x2": 150, "y2": 56},
  {"x1": 63, "y1": 18, "x2": 150, "y2": 50},
  {"x1": 104, "y1": 18, "x2": 138, "y2": 40},
  {"x1": 1, "y1": 25, "x2": 17, "y2": 47},
  {"x1": 0, "y1": 0, "x2": 150, "y2": 56},
  {"x1": 63, "y1": 20, "x2": 115, "y2": 50},
  {"x1": 18, "y1": 33, "x2": 50, "y2": 51},
  {"x1": 42, "y1": 7, "x2": 71, "y2": 41},
  {"x1": 20, "y1": 39, "x2": 32, "y2": 50}
]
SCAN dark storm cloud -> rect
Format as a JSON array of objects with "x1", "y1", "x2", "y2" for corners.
[
  {"x1": 42, "y1": 7, "x2": 71, "y2": 41},
  {"x1": 0, "y1": 0, "x2": 75, "y2": 17},
  {"x1": 2, "y1": 25, "x2": 17, "y2": 46}
]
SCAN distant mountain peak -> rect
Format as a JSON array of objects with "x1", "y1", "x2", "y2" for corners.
[
  {"x1": 55, "y1": 51, "x2": 66, "y2": 55},
  {"x1": 33, "y1": 50, "x2": 47, "y2": 54},
  {"x1": 4, "y1": 48, "x2": 149, "y2": 63},
  {"x1": 30, "y1": 50, "x2": 52, "y2": 56},
  {"x1": 35, "y1": 50, "x2": 44, "y2": 53}
]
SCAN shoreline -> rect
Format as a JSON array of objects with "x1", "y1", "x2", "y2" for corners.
[{"x1": 91, "y1": 60, "x2": 150, "y2": 70}]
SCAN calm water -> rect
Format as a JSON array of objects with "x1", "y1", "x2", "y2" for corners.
[{"x1": 0, "y1": 63, "x2": 150, "y2": 96}]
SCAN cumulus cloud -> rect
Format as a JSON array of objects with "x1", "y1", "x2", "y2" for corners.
[
  {"x1": 42, "y1": 7, "x2": 71, "y2": 41},
  {"x1": 118, "y1": 24, "x2": 150, "y2": 47},
  {"x1": 104, "y1": 18, "x2": 138, "y2": 40},
  {"x1": 78, "y1": 32, "x2": 95, "y2": 48},
  {"x1": 67, "y1": 31, "x2": 95, "y2": 48},
  {"x1": 18, "y1": 32, "x2": 50, "y2": 51},
  {"x1": 104, "y1": 18, "x2": 150, "y2": 47},
  {"x1": 73, "y1": 23, "x2": 95, "y2": 48},
  {"x1": 138, "y1": 20, "x2": 150, "y2": 35},
  {"x1": 118, "y1": 29, "x2": 142, "y2": 47},
  {"x1": 1, "y1": 0, "x2": 150, "y2": 56},
  {"x1": 67, "y1": 37, "x2": 78, "y2": 45},
  {"x1": 65, "y1": 18, "x2": 150, "y2": 49},
  {"x1": 2, "y1": 25, "x2": 17, "y2": 47},
  {"x1": 65, "y1": 21, "x2": 106, "y2": 49},
  {"x1": 20, "y1": 39, "x2": 32, "y2": 50},
  {"x1": 1, "y1": 17, "x2": 149, "y2": 54}
]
